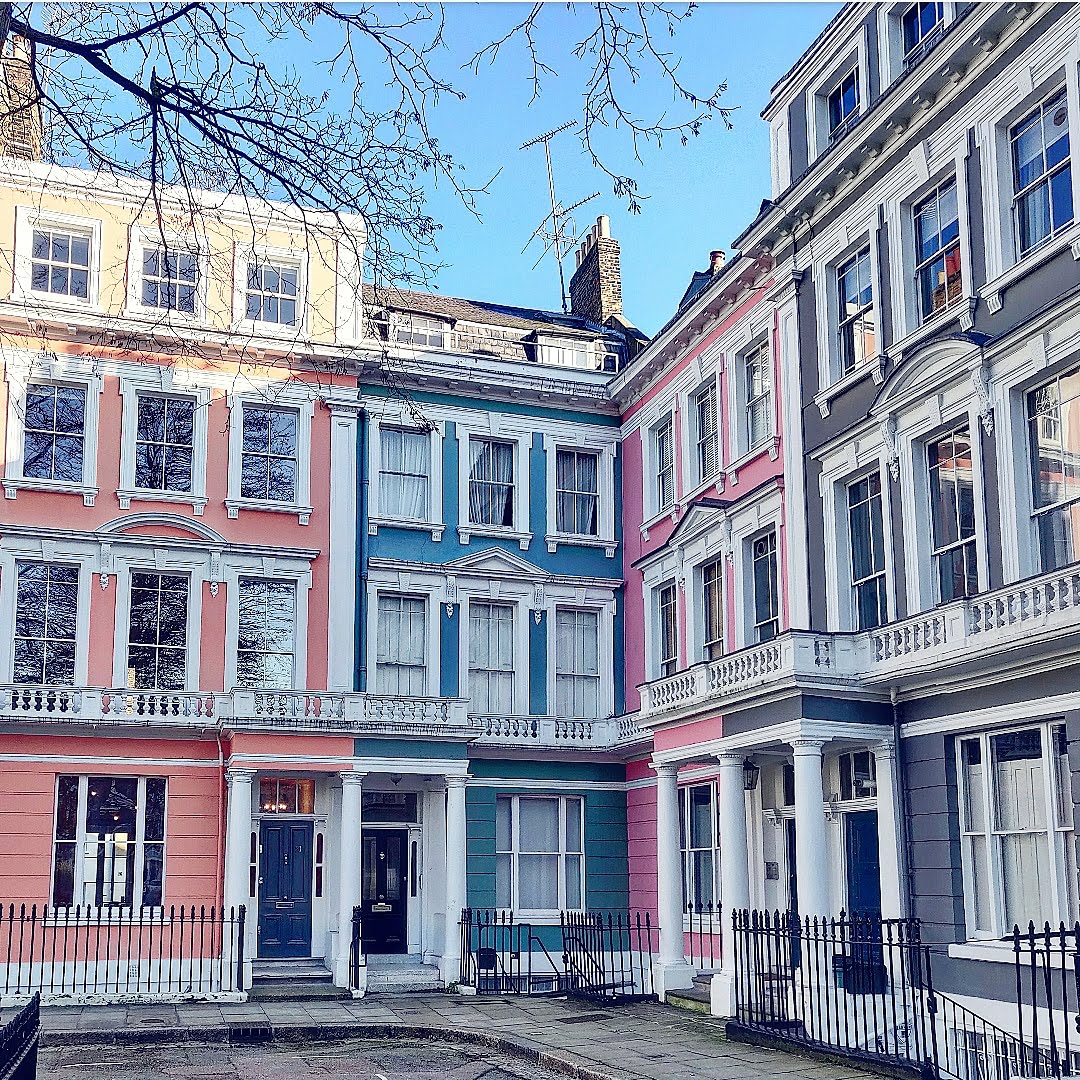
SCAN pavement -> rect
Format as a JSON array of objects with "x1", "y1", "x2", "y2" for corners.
[{"x1": 13, "y1": 993, "x2": 884, "y2": 1080}]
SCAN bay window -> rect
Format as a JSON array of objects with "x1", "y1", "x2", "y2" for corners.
[
  {"x1": 1028, "y1": 366, "x2": 1080, "y2": 570},
  {"x1": 14, "y1": 561, "x2": 78, "y2": 685},
  {"x1": 680, "y1": 783, "x2": 718, "y2": 909},
  {"x1": 555, "y1": 448, "x2": 599, "y2": 536},
  {"x1": 959, "y1": 724, "x2": 1074, "y2": 936},
  {"x1": 848, "y1": 473, "x2": 887, "y2": 630},
  {"x1": 928, "y1": 425, "x2": 977, "y2": 602},
  {"x1": 914, "y1": 179, "x2": 962, "y2": 321},
  {"x1": 555, "y1": 608, "x2": 601, "y2": 719},
  {"x1": 380, "y1": 426, "x2": 431, "y2": 522},
  {"x1": 236, "y1": 578, "x2": 296, "y2": 689},
  {"x1": 468, "y1": 601, "x2": 515, "y2": 714},
  {"x1": 375, "y1": 594, "x2": 427, "y2": 695},
  {"x1": 52, "y1": 775, "x2": 167, "y2": 909},
  {"x1": 495, "y1": 795, "x2": 584, "y2": 912},
  {"x1": 1012, "y1": 89, "x2": 1072, "y2": 257},
  {"x1": 468, "y1": 437, "x2": 515, "y2": 528}
]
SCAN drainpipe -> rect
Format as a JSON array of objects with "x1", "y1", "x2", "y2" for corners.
[
  {"x1": 356, "y1": 408, "x2": 368, "y2": 692},
  {"x1": 891, "y1": 687, "x2": 913, "y2": 917}
]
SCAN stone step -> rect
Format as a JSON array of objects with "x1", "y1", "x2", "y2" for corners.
[
  {"x1": 365, "y1": 965, "x2": 444, "y2": 994},
  {"x1": 665, "y1": 985, "x2": 712, "y2": 1015},
  {"x1": 248, "y1": 981, "x2": 351, "y2": 1002},
  {"x1": 251, "y1": 959, "x2": 332, "y2": 981}
]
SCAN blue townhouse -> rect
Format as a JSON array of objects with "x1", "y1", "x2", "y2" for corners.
[{"x1": 348, "y1": 218, "x2": 650, "y2": 987}]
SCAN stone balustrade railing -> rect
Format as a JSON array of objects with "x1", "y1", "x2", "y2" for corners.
[
  {"x1": 0, "y1": 686, "x2": 642, "y2": 749},
  {"x1": 640, "y1": 564, "x2": 1080, "y2": 721}
]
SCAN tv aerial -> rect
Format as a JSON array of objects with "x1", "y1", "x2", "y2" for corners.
[{"x1": 520, "y1": 120, "x2": 600, "y2": 314}]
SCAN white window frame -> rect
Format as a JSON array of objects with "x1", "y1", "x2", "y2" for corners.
[
  {"x1": 956, "y1": 721, "x2": 1074, "y2": 940},
  {"x1": 846, "y1": 470, "x2": 890, "y2": 632},
  {"x1": 826, "y1": 67, "x2": 861, "y2": 141},
  {"x1": 125, "y1": 226, "x2": 208, "y2": 325},
  {"x1": 729, "y1": 487, "x2": 785, "y2": 649},
  {"x1": 223, "y1": 561, "x2": 313, "y2": 691},
  {"x1": 13, "y1": 206, "x2": 102, "y2": 311},
  {"x1": 0, "y1": 544, "x2": 94, "y2": 687},
  {"x1": 739, "y1": 338, "x2": 776, "y2": 461},
  {"x1": 224, "y1": 393, "x2": 314, "y2": 525},
  {"x1": 495, "y1": 794, "x2": 585, "y2": 917},
  {"x1": 393, "y1": 313, "x2": 449, "y2": 349},
  {"x1": 653, "y1": 416, "x2": 676, "y2": 515},
  {"x1": 877, "y1": 2, "x2": 956, "y2": 87},
  {"x1": 233, "y1": 245, "x2": 307, "y2": 337},
  {"x1": 112, "y1": 564, "x2": 202, "y2": 692},
  {"x1": 656, "y1": 579, "x2": 679, "y2": 679},
  {"x1": 2, "y1": 350, "x2": 102, "y2": 505},
  {"x1": 118, "y1": 374, "x2": 211, "y2": 515},
  {"x1": 540, "y1": 338, "x2": 594, "y2": 370},
  {"x1": 368, "y1": 412, "x2": 445, "y2": 540},
  {"x1": 457, "y1": 426, "x2": 531, "y2": 549},
  {"x1": 692, "y1": 378, "x2": 722, "y2": 489},
  {"x1": 366, "y1": 585, "x2": 440, "y2": 698},
  {"x1": 805, "y1": 34, "x2": 868, "y2": 163},
  {"x1": 463, "y1": 596, "x2": 522, "y2": 717},
  {"x1": 543, "y1": 433, "x2": 618, "y2": 557},
  {"x1": 698, "y1": 556, "x2": 726, "y2": 663},
  {"x1": 50, "y1": 774, "x2": 168, "y2": 912},
  {"x1": 550, "y1": 604, "x2": 609, "y2": 720},
  {"x1": 680, "y1": 782, "x2": 720, "y2": 910}
]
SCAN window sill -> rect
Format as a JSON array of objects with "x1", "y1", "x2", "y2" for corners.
[
  {"x1": 545, "y1": 532, "x2": 618, "y2": 558},
  {"x1": 118, "y1": 489, "x2": 209, "y2": 515},
  {"x1": 639, "y1": 505, "x2": 679, "y2": 541},
  {"x1": 725, "y1": 437, "x2": 780, "y2": 484},
  {"x1": 122, "y1": 304, "x2": 207, "y2": 331},
  {"x1": 457, "y1": 524, "x2": 531, "y2": 550},
  {"x1": 10, "y1": 290, "x2": 103, "y2": 317},
  {"x1": 232, "y1": 318, "x2": 309, "y2": 343},
  {"x1": 3, "y1": 477, "x2": 98, "y2": 506},
  {"x1": 814, "y1": 356, "x2": 886, "y2": 418},
  {"x1": 981, "y1": 221, "x2": 1080, "y2": 316},
  {"x1": 369, "y1": 516, "x2": 444, "y2": 541},
  {"x1": 947, "y1": 940, "x2": 1017, "y2": 965},
  {"x1": 225, "y1": 497, "x2": 312, "y2": 526},
  {"x1": 890, "y1": 300, "x2": 973, "y2": 361}
]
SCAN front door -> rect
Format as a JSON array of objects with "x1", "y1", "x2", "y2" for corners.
[
  {"x1": 361, "y1": 829, "x2": 408, "y2": 954},
  {"x1": 844, "y1": 809, "x2": 882, "y2": 916},
  {"x1": 258, "y1": 820, "x2": 313, "y2": 959}
]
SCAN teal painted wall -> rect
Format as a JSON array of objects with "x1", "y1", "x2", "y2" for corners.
[
  {"x1": 440, "y1": 605, "x2": 460, "y2": 697},
  {"x1": 529, "y1": 612, "x2": 547, "y2": 715}
]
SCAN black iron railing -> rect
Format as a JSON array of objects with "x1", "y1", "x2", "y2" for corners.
[
  {"x1": 459, "y1": 908, "x2": 565, "y2": 994},
  {"x1": 0, "y1": 903, "x2": 246, "y2": 999},
  {"x1": 560, "y1": 910, "x2": 656, "y2": 1001},
  {"x1": 686, "y1": 902, "x2": 720, "y2": 970},
  {"x1": 0, "y1": 992, "x2": 38, "y2": 1080},
  {"x1": 730, "y1": 909, "x2": 937, "y2": 1078}
]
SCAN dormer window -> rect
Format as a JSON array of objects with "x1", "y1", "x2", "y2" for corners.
[
  {"x1": 902, "y1": 2, "x2": 944, "y2": 67},
  {"x1": 543, "y1": 341, "x2": 593, "y2": 369},
  {"x1": 395, "y1": 314, "x2": 447, "y2": 348},
  {"x1": 827, "y1": 69, "x2": 859, "y2": 138}
]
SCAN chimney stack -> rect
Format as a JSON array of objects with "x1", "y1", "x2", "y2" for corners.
[
  {"x1": 0, "y1": 36, "x2": 42, "y2": 162},
  {"x1": 569, "y1": 214, "x2": 623, "y2": 327},
  {"x1": 709, "y1": 250, "x2": 726, "y2": 274}
]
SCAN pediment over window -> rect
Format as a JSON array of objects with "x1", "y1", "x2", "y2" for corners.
[
  {"x1": 444, "y1": 546, "x2": 550, "y2": 580},
  {"x1": 98, "y1": 512, "x2": 228, "y2": 545},
  {"x1": 872, "y1": 336, "x2": 983, "y2": 417}
]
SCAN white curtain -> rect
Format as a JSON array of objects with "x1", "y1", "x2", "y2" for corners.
[
  {"x1": 380, "y1": 428, "x2": 430, "y2": 521},
  {"x1": 469, "y1": 601, "x2": 514, "y2": 713},
  {"x1": 556, "y1": 450, "x2": 598, "y2": 535},
  {"x1": 469, "y1": 439, "x2": 514, "y2": 526},
  {"x1": 518, "y1": 798, "x2": 560, "y2": 910},
  {"x1": 376, "y1": 594, "x2": 426, "y2": 695},
  {"x1": 555, "y1": 609, "x2": 600, "y2": 718}
]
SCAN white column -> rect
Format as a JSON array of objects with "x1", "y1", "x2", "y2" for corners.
[
  {"x1": 422, "y1": 787, "x2": 447, "y2": 965},
  {"x1": 327, "y1": 399, "x2": 359, "y2": 692},
  {"x1": 874, "y1": 742, "x2": 904, "y2": 920},
  {"x1": 440, "y1": 775, "x2": 468, "y2": 983},
  {"x1": 334, "y1": 771, "x2": 364, "y2": 987},
  {"x1": 655, "y1": 763, "x2": 693, "y2": 996},
  {"x1": 224, "y1": 768, "x2": 255, "y2": 991},
  {"x1": 712, "y1": 754, "x2": 751, "y2": 1017},
  {"x1": 793, "y1": 738, "x2": 831, "y2": 918}
]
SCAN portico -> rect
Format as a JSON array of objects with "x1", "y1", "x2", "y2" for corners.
[{"x1": 650, "y1": 718, "x2": 902, "y2": 1015}]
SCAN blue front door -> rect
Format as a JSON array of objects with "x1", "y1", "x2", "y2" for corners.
[
  {"x1": 258, "y1": 821, "x2": 313, "y2": 959},
  {"x1": 844, "y1": 809, "x2": 882, "y2": 916}
]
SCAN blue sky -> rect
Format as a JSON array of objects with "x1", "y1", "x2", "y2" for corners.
[{"x1": 340, "y1": 2, "x2": 841, "y2": 335}]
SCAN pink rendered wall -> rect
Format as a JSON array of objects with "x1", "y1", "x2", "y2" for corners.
[
  {"x1": 0, "y1": 734, "x2": 223, "y2": 905},
  {"x1": 0, "y1": 347, "x2": 351, "y2": 692},
  {"x1": 626, "y1": 757, "x2": 657, "y2": 918}
]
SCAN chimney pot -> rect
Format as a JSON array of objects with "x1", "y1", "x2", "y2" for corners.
[
  {"x1": 598, "y1": 214, "x2": 611, "y2": 238},
  {"x1": 709, "y1": 250, "x2": 726, "y2": 274}
]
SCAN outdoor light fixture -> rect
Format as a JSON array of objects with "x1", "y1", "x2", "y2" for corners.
[{"x1": 743, "y1": 758, "x2": 760, "y2": 791}]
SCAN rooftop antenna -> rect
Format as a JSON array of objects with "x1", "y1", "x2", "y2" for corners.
[{"x1": 520, "y1": 120, "x2": 600, "y2": 313}]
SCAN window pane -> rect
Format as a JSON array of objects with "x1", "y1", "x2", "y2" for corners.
[
  {"x1": 519, "y1": 798, "x2": 559, "y2": 853},
  {"x1": 565, "y1": 798, "x2": 583, "y2": 852},
  {"x1": 496, "y1": 797, "x2": 512, "y2": 850},
  {"x1": 518, "y1": 854, "x2": 559, "y2": 909},
  {"x1": 689, "y1": 785, "x2": 713, "y2": 848}
]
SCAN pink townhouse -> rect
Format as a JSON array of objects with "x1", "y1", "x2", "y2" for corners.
[
  {"x1": 0, "y1": 159, "x2": 369, "y2": 996},
  {"x1": 610, "y1": 248, "x2": 807, "y2": 1004}
]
